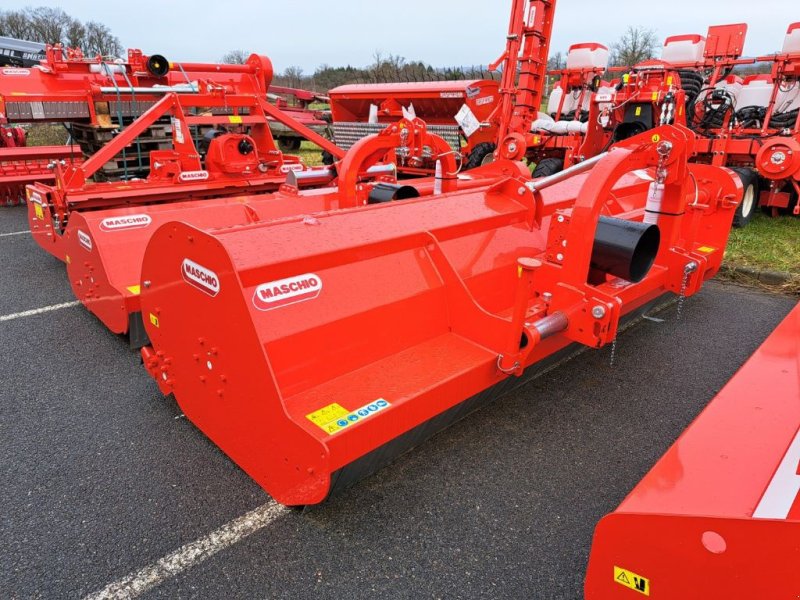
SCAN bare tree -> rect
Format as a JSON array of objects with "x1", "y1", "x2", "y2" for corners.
[
  {"x1": 282, "y1": 66, "x2": 304, "y2": 88},
  {"x1": 0, "y1": 10, "x2": 34, "y2": 39},
  {"x1": 547, "y1": 51, "x2": 565, "y2": 71},
  {"x1": 220, "y1": 50, "x2": 249, "y2": 64},
  {"x1": 612, "y1": 26, "x2": 658, "y2": 67},
  {"x1": 26, "y1": 7, "x2": 74, "y2": 45},
  {"x1": 0, "y1": 7, "x2": 121, "y2": 57},
  {"x1": 83, "y1": 21, "x2": 121, "y2": 57}
]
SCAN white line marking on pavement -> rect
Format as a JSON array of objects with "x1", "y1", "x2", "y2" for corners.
[
  {"x1": 84, "y1": 501, "x2": 288, "y2": 599},
  {"x1": 0, "y1": 301, "x2": 81, "y2": 323},
  {"x1": 0, "y1": 229, "x2": 30, "y2": 238}
]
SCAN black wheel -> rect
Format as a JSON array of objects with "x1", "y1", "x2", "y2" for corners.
[
  {"x1": 464, "y1": 142, "x2": 496, "y2": 170},
  {"x1": 532, "y1": 157, "x2": 564, "y2": 178},
  {"x1": 278, "y1": 137, "x2": 302, "y2": 153},
  {"x1": 730, "y1": 168, "x2": 758, "y2": 228}
]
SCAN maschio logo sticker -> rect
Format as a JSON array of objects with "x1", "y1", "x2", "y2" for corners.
[
  {"x1": 181, "y1": 259, "x2": 220, "y2": 297},
  {"x1": 99, "y1": 214, "x2": 152, "y2": 232},
  {"x1": 279, "y1": 164, "x2": 304, "y2": 174},
  {"x1": 77, "y1": 230, "x2": 92, "y2": 252},
  {"x1": 2, "y1": 68, "x2": 30, "y2": 76},
  {"x1": 252, "y1": 273, "x2": 322, "y2": 311},
  {"x1": 178, "y1": 170, "x2": 209, "y2": 182}
]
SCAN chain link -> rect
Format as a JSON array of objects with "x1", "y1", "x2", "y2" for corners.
[{"x1": 677, "y1": 261, "x2": 698, "y2": 320}]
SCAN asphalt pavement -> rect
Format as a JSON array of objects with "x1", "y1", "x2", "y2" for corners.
[{"x1": 1, "y1": 203, "x2": 796, "y2": 599}]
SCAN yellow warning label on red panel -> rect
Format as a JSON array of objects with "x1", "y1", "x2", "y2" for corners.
[
  {"x1": 697, "y1": 246, "x2": 717, "y2": 254},
  {"x1": 614, "y1": 566, "x2": 650, "y2": 596},
  {"x1": 34, "y1": 203, "x2": 44, "y2": 220},
  {"x1": 306, "y1": 399, "x2": 391, "y2": 435},
  {"x1": 149, "y1": 313, "x2": 160, "y2": 328},
  {"x1": 228, "y1": 115, "x2": 243, "y2": 124},
  {"x1": 306, "y1": 403, "x2": 350, "y2": 434},
  {"x1": 127, "y1": 285, "x2": 141, "y2": 295},
  {"x1": 651, "y1": 134, "x2": 661, "y2": 143}
]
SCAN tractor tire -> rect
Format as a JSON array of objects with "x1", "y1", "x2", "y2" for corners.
[
  {"x1": 532, "y1": 157, "x2": 564, "y2": 179},
  {"x1": 464, "y1": 143, "x2": 496, "y2": 170},
  {"x1": 278, "y1": 137, "x2": 302, "y2": 153},
  {"x1": 730, "y1": 168, "x2": 758, "y2": 228}
]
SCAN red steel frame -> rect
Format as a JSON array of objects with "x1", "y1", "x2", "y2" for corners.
[{"x1": 585, "y1": 300, "x2": 800, "y2": 599}]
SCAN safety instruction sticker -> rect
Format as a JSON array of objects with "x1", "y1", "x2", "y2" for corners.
[
  {"x1": 127, "y1": 285, "x2": 141, "y2": 295},
  {"x1": 306, "y1": 399, "x2": 391, "y2": 436},
  {"x1": 614, "y1": 566, "x2": 650, "y2": 596},
  {"x1": 697, "y1": 246, "x2": 716, "y2": 254}
]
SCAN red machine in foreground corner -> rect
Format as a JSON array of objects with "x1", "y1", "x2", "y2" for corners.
[{"x1": 585, "y1": 301, "x2": 800, "y2": 599}]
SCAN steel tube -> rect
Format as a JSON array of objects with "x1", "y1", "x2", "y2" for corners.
[{"x1": 526, "y1": 152, "x2": 609, "y2": 192}]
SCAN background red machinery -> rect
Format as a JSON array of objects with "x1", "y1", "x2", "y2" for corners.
[
  {"x1": 0, "y1": 45, "x2": 336, "y2": 205},
  {"x1": 328, "y1": 79, "x2": 500, "y2": 173},
  {"x1": 585, "y1": 300, "x2": 800, "y2": 599},
  {"x1": 23, "y1": 52, "x2": 344, "y2": 261},
  {"x1": 529, "y1": 24, "x2": 749, "y2": 179},
  {"x1": 689, "y1": 22, "x2": 800, "y2": 222},
  {"x1": 130, "y1": 0, "x2": 745, "y2": 506}
]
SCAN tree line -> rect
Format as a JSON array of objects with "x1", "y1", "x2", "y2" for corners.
[{"x1": 0, "y1": 7, "x2": 121, "y2": 57}]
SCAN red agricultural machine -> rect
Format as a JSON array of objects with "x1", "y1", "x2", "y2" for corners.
[
  {"x1": 20, "y1": 50, "x2": 343, "y2": 261},
  {"x1": 0, "y1": 45, "x2": 337, "y2": 206},
  {"x1": 328, "y1": 79, "x2": 501, "y2": 173},
  {"x1": 585, "y1": 300, "x2": 800, "y2": 598},
  {"x1": 128, "y1": 0, "x2": 747, "y2": 507},
  {"x1": 689, "y1": 22, "x2": 800, "y2": 222}
]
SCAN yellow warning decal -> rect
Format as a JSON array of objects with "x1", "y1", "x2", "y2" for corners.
[
  {"x1": 651, "y1": 91, "x2": 658, "y2": 101},
  {"x1": 306, "y1": 403, "x2": 350, "y2": 434},
  {"x1": 34, "y1": 203, "x2": 44, "y2": 220},
  {"x1": 697, "y1": 246, "x2": 716, "y2": 254},
  {"x1": 635, "y1": 106, "x2": 642, "y2": 117},
  {"x1": 127, "y1": 285, "x2": 141, "y2": 295},
  {"x1": 149, "y1": 313, "x2": 160, "y2": 328},
  {"x1": 651, "y1": 134, "x2": 661, "y2": 143},
  {"x1": 614, "y1": 566, "x2": 650, "y2": 596},
  {"x1": 228, "y1": 115, "x2": 243, "y2": 124},
  {"x1": 667, "y1": 76, "x2": 673, "y2": 86},
  {"x1": 307, "y1": 399, "x2": 391, "y2": 435}
]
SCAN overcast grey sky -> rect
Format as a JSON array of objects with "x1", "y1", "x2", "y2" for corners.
[{"x1": 3, "y1": 1, "x2": 795, "y2": 72}]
